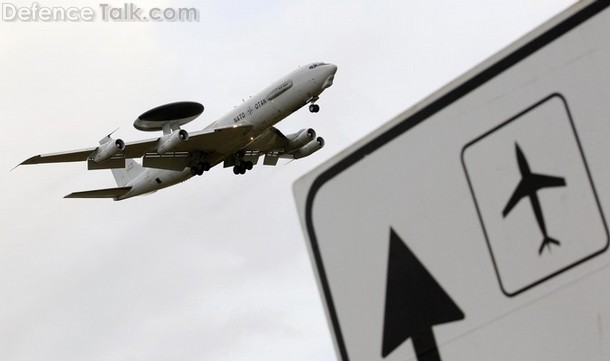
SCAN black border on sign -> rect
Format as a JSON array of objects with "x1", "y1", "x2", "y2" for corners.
[
  {"x1": 304, "y1": 2, "x2": 610, "y2": 360},
  {"x1": 461, "y1": 93, "x2": 609, "y2": 297}
]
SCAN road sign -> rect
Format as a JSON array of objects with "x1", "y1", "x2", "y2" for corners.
[{"x1": 294, "y1": 1, "x2": 610, "y2": 360}]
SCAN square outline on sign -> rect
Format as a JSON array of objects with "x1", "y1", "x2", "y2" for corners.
[{"x1": 461, "y1": 93, "x2": 609, "y2": 297}]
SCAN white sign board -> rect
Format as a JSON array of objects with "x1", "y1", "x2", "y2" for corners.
[{"x1": 295, "y1": 2, "x2": 610, "y2": 360}]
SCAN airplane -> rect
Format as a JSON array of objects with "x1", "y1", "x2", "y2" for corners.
[
  {"x1": 18, "y1": 62, "x2": 338, "y2": 200},
  {"x1": 502, "y1": 143, "x2": 566, "y2": 255}
]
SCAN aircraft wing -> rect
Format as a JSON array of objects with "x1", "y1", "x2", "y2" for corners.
[
  {"x1": 244, "y1": 127, "x2": 291, "y2": 153},
  {"x1": 239, "y1": 127, "x2": 293, "y2": 166},
  {"x1": 502, "y1": 173, "x2": 566, "y2": 217},
  {"x1": 166, "y1": 124, "x2": 253, "y2": 154},
  {"x1": 239, "y1": 127, "x2": 323, "y2": 166},
  {"x1": 122, "y1": 124, "x2": 254, "y2": 157},
  {"x1": 19, "y1": 124, "x2": 253, "y2": 166},
  {"x1": 502, "y1": 180, "x2": 527, "y2": 218},
  {"x1": 531, "y1": 173, "x2": 566, "y2": 188}
]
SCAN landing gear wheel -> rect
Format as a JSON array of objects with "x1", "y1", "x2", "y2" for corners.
[
  {"x1": 309, "y1": 104, "x2": 320, "y2": 113},
  {"x1": 233, "y1": 161, "x2": 251, "y2": 175},
  {"x1": 194, "y1": 162, "x2": 210, "y2": 176}
]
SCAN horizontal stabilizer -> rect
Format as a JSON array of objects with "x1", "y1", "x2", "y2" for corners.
[{"x1": 64, "y1": 186, "x2": 131, "y2": 199}]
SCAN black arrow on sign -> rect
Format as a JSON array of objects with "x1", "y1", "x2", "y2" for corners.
[{"x1": 381, "y1": 228, "x2": 465, "y2": 360}]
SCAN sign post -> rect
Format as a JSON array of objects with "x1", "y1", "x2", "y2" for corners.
[{"x1": 295, "y1": 1, "x2": 610, "y2": 360}]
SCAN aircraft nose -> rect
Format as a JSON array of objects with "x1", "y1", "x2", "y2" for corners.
[{"x1": 321, "y1": 63, "x2": 337, "y2": 90}]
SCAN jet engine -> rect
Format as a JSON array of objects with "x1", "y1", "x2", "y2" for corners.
[
  {"x1": 293, "y1": 137, "x2": 324, "y2": 159},
  {"x1": 157, "y1": 129, "x2": 189, "y2": 154},
  {"x1": 92, "y1": 138, "x2": 125, "y2": 163},
  {"x1": 285, "y1": 128, "x2": 316, "y2": 152}
]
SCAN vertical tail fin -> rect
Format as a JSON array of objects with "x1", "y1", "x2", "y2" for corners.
[{"x1": 111, "y1": 159, "x2": 145, "y2": 187}]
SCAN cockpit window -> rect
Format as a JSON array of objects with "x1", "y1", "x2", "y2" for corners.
[{"x1": 308, "y1": 62, "x2": 327, "y2": 70}]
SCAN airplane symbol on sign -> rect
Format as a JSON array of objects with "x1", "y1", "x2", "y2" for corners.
[{"x1": 502, "y1": 143, "x2": 567, "y2": 255}]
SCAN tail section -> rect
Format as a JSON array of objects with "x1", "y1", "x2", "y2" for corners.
[
  {"x1": 111, "y1": 159, "x2": 145, "y2": 187},
  {"x1": 539, "y1": 236, "x2": 561, "y2": 255}
]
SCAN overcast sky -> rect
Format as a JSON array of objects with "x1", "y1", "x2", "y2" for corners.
[{"x1": 0, "y1": 1, "x2": 576, "y2": 360}]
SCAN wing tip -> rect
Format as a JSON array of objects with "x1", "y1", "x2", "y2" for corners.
[
  {"x1": 19, "y1": 155, "x2": 42, "y2": 165},
  {"x1": 10, "y1": 155, "x2": 41, "y2": 171}
]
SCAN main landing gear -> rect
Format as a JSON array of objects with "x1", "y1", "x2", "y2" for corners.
[
  {"x1": 190, "y1": 161, "x2": 210, "y2": 176},
  {"x1": 233, "y1": 161, "x2": 253, "y2": 175}
]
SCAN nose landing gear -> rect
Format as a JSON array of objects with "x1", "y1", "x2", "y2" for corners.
[{"x1": 308, "y1": 95, "x2": 320, "y2": 113}]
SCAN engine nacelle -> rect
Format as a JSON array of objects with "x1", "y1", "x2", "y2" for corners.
[
  {"x1": 157, "y1": 129, "x2": 189, "y2": 154},
  {"x1": 93, "y1": 138, "x2": 125, "y2": 163},
  {"x1": 293, "y1": 137, "x2": 324, "y2": 159},
  {"x1": 285, "y1": 128, "x2": 316, "y2": 152}
]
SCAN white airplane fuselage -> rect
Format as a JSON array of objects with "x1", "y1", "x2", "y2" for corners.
[{"x1": 121, "y1": 62, "x2": 337, "y2": 199}]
